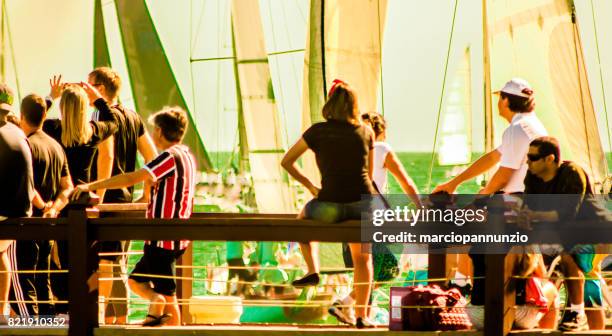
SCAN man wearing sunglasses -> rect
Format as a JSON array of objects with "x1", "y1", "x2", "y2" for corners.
[{"x1": 519, "y1": 136, "x2": 607, "y2": 332}]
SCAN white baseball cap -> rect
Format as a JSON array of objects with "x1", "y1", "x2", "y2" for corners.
[{"x1": 493, "y1": 78, "x2": 533, "y2": 98}]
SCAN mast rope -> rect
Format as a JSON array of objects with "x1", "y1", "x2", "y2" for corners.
[
  {"x1": 571, "y1": 3, "x2": 596, "y2": 183},
  {"x1": 2, "y1": 0, "x2": 20, "y2": 100},
  {"x1": 377, "y1": 0, "x2": 385, "y2": 116},
  {"x1": 425, "y1": 0, "x2": 459, "y2": 192}
]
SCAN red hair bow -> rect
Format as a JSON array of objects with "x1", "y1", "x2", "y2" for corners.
[{"x1": 328, "y1": 79, "x2": 346, "y2": 97}]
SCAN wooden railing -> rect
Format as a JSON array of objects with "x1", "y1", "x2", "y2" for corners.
[{"x1": 1, "y1": 200, "x2": 607, "y2": 336}]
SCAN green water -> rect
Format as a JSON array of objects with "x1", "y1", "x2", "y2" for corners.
[{"x1": 124, "y1": 152, "x2": 611, "y2": 322}]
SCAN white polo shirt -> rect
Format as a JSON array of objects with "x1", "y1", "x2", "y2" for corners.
[{"x1": 496, "y1": 112, "x2": 548, "y2": 193}]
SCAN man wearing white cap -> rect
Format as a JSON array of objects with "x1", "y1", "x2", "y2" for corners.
[
  {"x1": 434, "y1": 78, "x2": 548, "y2": 195},
  {"x1": 433, "y1": 78, "x2": 549, "y2": 330}
]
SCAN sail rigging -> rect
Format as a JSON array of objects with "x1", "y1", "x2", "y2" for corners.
[
  {"x1": 113, "y1": 0, "x2": 213, "y2": 171},
  {"x1": 301, "y1": 0, "x2": 389, "y2": 182},
  {"x1": 230, "y1": 0, "x2": 296, "y2": 213},
  {"x1": 438, "y1": 46, "x2": 473, "y2": 166},
  {"x1": 486, "y1": 0, "x2": 608, "y2": 188}
]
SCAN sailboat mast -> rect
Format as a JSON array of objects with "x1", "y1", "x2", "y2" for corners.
[
  {"x1": 482, "y1": 0, "x2": 494, "y2": 153},
  {"x1": 230, "y1": 23, "x2": 250, "y2": 174},
  {"x1": 0, "y1": 0, "x2": 5, "y2": 82}
]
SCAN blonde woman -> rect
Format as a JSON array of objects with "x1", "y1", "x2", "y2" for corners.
[
  {"x1": 42, "y1": 80, "x2": 118, "y2": 315},
  {"x1": 43, "y1": 81, "x2": 118, "y2": 185}
]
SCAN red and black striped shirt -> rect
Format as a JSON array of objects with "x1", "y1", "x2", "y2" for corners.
[{"x1": 144, "y1": 144, "x2": 196, "y2": 250}]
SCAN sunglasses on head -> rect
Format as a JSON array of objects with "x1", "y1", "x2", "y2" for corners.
[{"x1": 527, "y1": 153, "x2": 547, "y2": 162}]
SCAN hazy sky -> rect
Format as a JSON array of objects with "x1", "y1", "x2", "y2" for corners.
[{"x1": 2, "y1": 0, "x2": 611, "y2": 156}]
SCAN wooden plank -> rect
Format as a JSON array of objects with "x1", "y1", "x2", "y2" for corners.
[
  {"x1": 90, "y1": 218, "x2": 363, "y2": 242},
  {"x1": 94, "y1": 326, "x2": 483, "y2": 335},
  {"x1": 97, "y1": 204, "x2": 148, "y2": 212},
  {"x1": 0, "y1": 329, "x2": 67, "y2": 335}
]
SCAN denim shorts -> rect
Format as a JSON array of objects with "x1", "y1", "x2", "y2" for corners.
[{"x1": 303, "y1": 198, "x2": 372, "y2": 223}]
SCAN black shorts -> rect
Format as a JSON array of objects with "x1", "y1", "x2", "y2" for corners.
[{"x1": 129, "y1": 244, "x2": 185, "y2": 296}]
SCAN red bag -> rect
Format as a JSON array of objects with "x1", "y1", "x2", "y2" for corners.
[
  {"x1": 525, "y1": 277, "x2": 549, "y2": 313},
  {"x1": 401, "y1": 285, "x2": 472, "y2": 331}
]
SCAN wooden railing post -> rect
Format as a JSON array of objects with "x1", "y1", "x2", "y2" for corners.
[
  {"x1": 484, "y1": 254, "x2": 516, "y2": 336},
  {"x1": 484, "y1": 196, "x2": 515, "y2": 336},
  {"x1": 67, "y1": 207, "x2": 97, "y2": 336},
  {"x1": 427, "y1": 252, "x2": 447, "y2": 287},
  {"x1": 176, "y1": 244, "x2": 193, "y2": 324}
]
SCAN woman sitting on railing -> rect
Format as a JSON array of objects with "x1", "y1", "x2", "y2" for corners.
[{"x1": 281, "y1": 79, "x2": 376, "y2": 328}]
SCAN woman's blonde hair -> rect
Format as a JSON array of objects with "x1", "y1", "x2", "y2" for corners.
[
  {"x1": 321, "y1": 82, "x2": 360, "y2": 126},
  {"x1": 60, "y1": 85, "x2": 92, "y2": 147}
]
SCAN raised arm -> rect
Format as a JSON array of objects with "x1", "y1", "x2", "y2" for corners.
[{"x1": 281, "y1": 138, "x2": 320, "y2": 197}]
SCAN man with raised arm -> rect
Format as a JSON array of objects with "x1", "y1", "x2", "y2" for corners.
[{"x1": 88, "y1": 67, "x2": 157, "y2": 324}]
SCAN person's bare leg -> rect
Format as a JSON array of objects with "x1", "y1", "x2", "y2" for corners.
[
  {"x1": 162, "y1": 295, "x2": 181, "y2": 326},
  {"x1": 561, "y1": 254, "x2": 584, "y2": 306},
  {"x1": 0, "y1": 243, "x2": 12, "y2": 318},
  {"x1": 298, "y1": 242, "x2": 320, "y2": 275},
  {"x1": 538, "y1": 281, "x2": 559, "y2": 329},
  {"x1": 585, "y1": 309, "x2": 605, "y2": 330},
  {"x1": 98, "y1": 260, "x2": 114, "y2": 324},
  {"x1": 296, "y1": 210, "x2": 319, "y2": 275},
  {"x1": 349, "y1": 243, "x2": 372, "y2": 319},
  {"x1": 128, "y1": 279, "x2": 165, "y2": 320}
]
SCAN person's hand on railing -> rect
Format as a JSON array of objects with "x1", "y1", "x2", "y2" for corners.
[
  {"x1": 42, "y1": 207, "x2": 59, "y2": 218},
  {"x1": 515, "y1": 206, "x2": 533, "y2": 231},
  {"x1": 432, "y1": 180, "x2": 457, "y2": 195},
  {"x1": 70, "y1": 184, "x2": 91, "y2": 202}
]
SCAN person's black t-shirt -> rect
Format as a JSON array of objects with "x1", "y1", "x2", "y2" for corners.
[
  {"x1": 42, "y1": 99, "x2": 118, "y2": 185},
  {"x1": 100, "y1": 104, "x2": 145, "y2": 203},
  {"x1": 523, "y1": 161, "x2": 589, "y2": 221},
  {"x1": 0, "y1": 122, "x2": 34, "y2": 218},
  {"x1": 302, "y1": 120, "x2": 375, "y2": 203},
  {"x1": 28, "y1": 130, "x2": 69, "y2": 216}
]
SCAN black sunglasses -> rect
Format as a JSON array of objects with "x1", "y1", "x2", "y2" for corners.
[{"x1": 527, "y1": 153, "x2": 546, "y2": 162}]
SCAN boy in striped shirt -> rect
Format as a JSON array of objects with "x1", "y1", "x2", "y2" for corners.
[{"x1": 72, "y1": 107, "x2": 196, "y2": 326}]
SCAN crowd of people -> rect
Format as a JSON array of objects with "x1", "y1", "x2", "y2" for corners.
[
  {"x1": 0, "y1": 69, "x2": 609, "y2": 331},
  {"x1": 0, "y1": 67, "x2": 193, "y2": 327}
]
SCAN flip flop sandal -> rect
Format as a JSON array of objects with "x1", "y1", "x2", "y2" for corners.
[{"x1": 142, "y1": 314, "x2": 171, "y2": 327}]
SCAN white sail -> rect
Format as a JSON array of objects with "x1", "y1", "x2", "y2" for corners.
[
  {"x1": 486, "y1": 0, "x2": 608, "y2": 186},
  {"x1": 438, "y1": 46, "x2": 473, "y2": 166},
  {"x1": 301, "y1": 0, "x2": 388, "y2": 181},
  {"x1": 231, "y1": 0, "x2": 296, "y2": 213}
]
